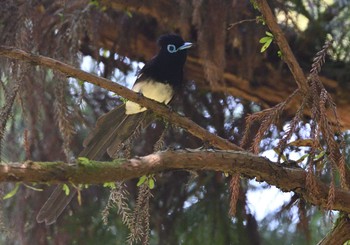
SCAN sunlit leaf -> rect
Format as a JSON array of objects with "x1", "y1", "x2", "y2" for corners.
[
  {"x1": 77, "y1": 189, "x2": 82, "y2": 206},
  {"x1": 137, "y1": 175, "x2": 147, "y2": 187},
  {"x1": 103, "y1": 182, "x2": 116, "y2": 189},
  {"x1": 126, "y1": 10, "x2": 133, "y2": 18},
  {"x1": 77, "y1": 157, "x2": 90, "y2": 165},
  {"x1": 259, "y1": 36, "x2": 271, "y2": 43},
  {"x1": 148, "y1": 178, "x2": 155, "y2": 189},
  {"x1": 62, "y1": 184, "x2": 70, "y2": 196},
  {"x1": 265, "y1": 31, "x2": 273, "y2": 37},
  {"x1": 296, "y1": 153, "x2": 309, "y2": 163},
  {"x1": 23, "y1": 183, "x2": 43, "y2": 191},
  {"x1": 3, "y1": 183, "x2": 20, "y2": 200},
  {"x1": 260, "y1": 39, "x2": 272, "y2": 52},
  {"x1": 314, "y1": 151, "x2": 326, "y2": 161},
  {"x1": 277, "y1": 50, "x2": 282, "y2": 57},
  {"x1": 273, "y1": 148, "x2": 288, "y2": 162}
]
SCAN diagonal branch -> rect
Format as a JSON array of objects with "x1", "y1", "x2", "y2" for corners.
[
  {"x1": 1, "y1": 150, "x2": 350, "y2": 214},
  {"x1": 256, "y1": 0, "x2": 309, "y2": 93},
  {"x1": 0, "y1": 46, "x2": 241, "y2": 151}
]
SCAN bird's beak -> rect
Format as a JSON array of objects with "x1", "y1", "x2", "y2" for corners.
[{"x1": 178, "y1": 42, "x2": 193, "y2": 50}]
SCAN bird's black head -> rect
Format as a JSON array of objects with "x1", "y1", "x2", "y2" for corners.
[
  {"x1": 158, "y1": 34, "x2": 192, "y2": 53},
  {"x1": 156, "y1": 34, "x2": 193, "y2": 66},
  {"x1": 138, "y1": 34, "x2": 192, "y2": 87}
]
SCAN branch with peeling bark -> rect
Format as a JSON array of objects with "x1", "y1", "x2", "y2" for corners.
[{"x1": 1, "y1": 150, "x2": 350, "y2": 215}]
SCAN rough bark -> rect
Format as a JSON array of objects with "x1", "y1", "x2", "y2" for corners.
[{"x1": 2, "y1": 150, "x2": 350, "y2": 215}]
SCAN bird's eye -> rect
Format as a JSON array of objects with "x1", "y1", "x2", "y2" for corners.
[{"x1": 167, "y1": 44, "x2": 177, "y2": 53}]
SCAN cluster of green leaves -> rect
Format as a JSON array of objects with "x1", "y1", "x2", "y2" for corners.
[
  {"x1": 259, "y1": 31, "x2": 282, "y2": 57},
  {"x1": 259, "y1": 31, "x2": 274, "y2": 53},
  {"x1": 137, "y1": 175, "x2": 155, "y2": 189}
]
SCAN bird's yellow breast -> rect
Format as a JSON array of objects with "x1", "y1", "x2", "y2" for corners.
[{"x1": 125, "y1": 80, "x2": 174, "y2": 115}]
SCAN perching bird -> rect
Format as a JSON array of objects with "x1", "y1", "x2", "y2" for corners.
[{"x1": 36, "y1": 34, "x2": 193, "y2": 225}]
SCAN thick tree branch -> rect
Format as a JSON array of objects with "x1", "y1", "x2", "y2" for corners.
[
  {"x1": 1, "y1": 150, "x2": 350, "y2": 214},
  {"x1": 0, "y1": 46, "x2": 241, "y2": 151},
  {"x1": 256, "y1": 0, "x2": 309, "y2": 93}
]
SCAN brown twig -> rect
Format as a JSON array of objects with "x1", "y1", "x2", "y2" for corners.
[{"x1": 227, "y1": 18, "x2": 257, "y2": 30}]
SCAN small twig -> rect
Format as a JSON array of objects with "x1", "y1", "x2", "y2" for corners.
[{"x1": 227, "y1": 18, "x2": 257, "y2": 30}]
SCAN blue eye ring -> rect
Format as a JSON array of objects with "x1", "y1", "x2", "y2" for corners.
[{"x1": 167, "y1": 44, "x2": 177, "y2": 53}]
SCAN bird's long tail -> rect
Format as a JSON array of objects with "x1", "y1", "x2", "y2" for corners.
[{"x1": 36, "y1": 104, "x2": 152, "y2": 225}]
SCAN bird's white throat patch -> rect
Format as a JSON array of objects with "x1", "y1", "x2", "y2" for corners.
[{"x1": 125, "y1": 80, "x2": 174, "y2": 115}]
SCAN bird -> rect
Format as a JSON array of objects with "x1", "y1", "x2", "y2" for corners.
[{"x1": 36, "y1": 34, "x2": 193, "y2": 225}]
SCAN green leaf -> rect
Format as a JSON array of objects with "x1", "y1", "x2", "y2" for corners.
[
  {"x1": 120, "y1": 97, "x2": 128, "y2": 103},
  {"x1": 277, "y1": 50, "x2": 282, "y2": 57},
  {"x1": 3, "y1": 183, "x2": 20, "y2": 200},
  {"x1": 259, "y1": 32, "x2": 274, "y2": 53},
  {"x1": 259, "y1": 36, "x2": 272, "y2": 43},
  {"x1": 265, "y1": 31, "x2": 273, "y2": 37},
  {"x1": 62, "y1": 184, "x2": 70, "y2": 196},
  {"x1": 148, "y1": 178, "x2": 155, "y2": 189},
  {"x1": 250, "y1": 0, "x2": 259, "y2": 10},
  {"x1": 273, "y1": 148, "x2": 288, "y2": 162},
  {"x1": 260, "y1": 39, "x2": 272, "y2": 52},
  {"x1": 256, "y1": 16, "x2": 265, "y2": 25},
  {"x1": 126, "y1": 10, "x2": 133, "y2": 18},
  {"x1": 137, "y1": 175, "x2": 147, "y2": 187},
  {"x1": 23, "y1": 183, "x2": 43, "y2": 192},
  {"x1": 296, "y1": 153, "x2": 309, "y2": 163},
  {"x1": 314, "y1": 151, "x2": 326, "y2": 161},
  {"x1": 102, "y1": 50, "x2": 109, "y2": 58},
  {"x1": 103, "y1": 182, "x2": 116, "y2": 189},
  {"x1": 77, "y1": 157, "x2": 90, "y2": 165}
]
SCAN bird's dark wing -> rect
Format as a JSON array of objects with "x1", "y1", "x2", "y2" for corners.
[
  {"x1": 80, "y1": 104, "x2": 141, "y2": 159},
  {"x1": 37, "y1": 104, "x2": 154, "y2": 225},
  {"x1": 106, "y1": 111, "x2": 156, "y2": 158}
]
